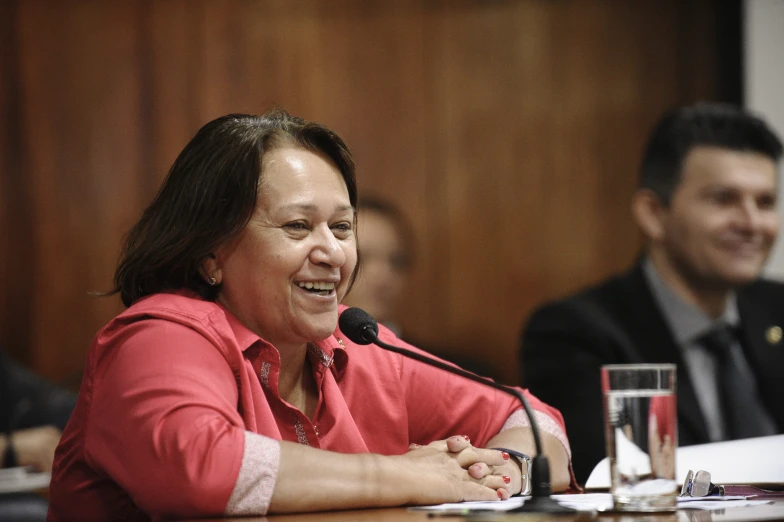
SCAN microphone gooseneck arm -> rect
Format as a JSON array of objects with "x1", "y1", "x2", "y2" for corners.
[
  {"x1": 338, "y1": 307, "x2": 574, "y2": 513},
  {"x1": 369, "y1": 336, "x2": 545, "y2": 469}
]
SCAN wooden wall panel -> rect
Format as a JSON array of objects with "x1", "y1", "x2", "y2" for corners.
[
  {"x1": 13, "y1": 1, "x2": 148, "y2": 380},
  {"x1": 422, "y1": 0, "x2": 729, "y2": 381},
  {"x1": 0, "y1": 0, "x2": 34, "y2": 366},
  {"x1": 0, "y1": 0, "x2": 737, "y2": 386}
]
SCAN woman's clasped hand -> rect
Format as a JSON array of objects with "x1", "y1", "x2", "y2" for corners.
[{"x1": 402, "y1": 435, "x2": 521, "y2": 501}]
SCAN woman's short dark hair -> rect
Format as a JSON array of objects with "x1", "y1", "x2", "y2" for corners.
[
  {"x1": 640, "y1": 103, "x2": 783, "y2": 205},
  {"x1": 112, "y1": 110, "x2": 358, "y2": 307}
]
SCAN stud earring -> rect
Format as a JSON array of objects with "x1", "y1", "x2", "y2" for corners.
[{"x1": 208, "y1": 277, "x2": 217, "y2": 286}]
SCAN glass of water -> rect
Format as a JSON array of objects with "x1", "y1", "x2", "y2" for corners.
[{"x1": 601, "y1": 363, "x2": 678, "y2": 512}]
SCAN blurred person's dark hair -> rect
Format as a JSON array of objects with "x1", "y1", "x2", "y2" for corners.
[
  {"x1": 640, "y1": 103, "x2": 783, "y2": 205},
  {"x1": 111, "y1": 110, "x2": 359, "y2": 307},
  {"x1": 357, "y1": 196, "x2": 414, "y2": 273}
]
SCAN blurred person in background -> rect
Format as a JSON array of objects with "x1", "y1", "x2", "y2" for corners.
[
  {"x1": 344, "y1": 197, "x2": 499, "y2": 379},
  {"x1": 1, "y1": 348, "x2": 77, "y2": 522},
  {"x1": 342, "y1": 197, "x2": 413, "y2": 336},
  {"x1": 520, "y1": 103, "x2": 784, "y2": 483}
]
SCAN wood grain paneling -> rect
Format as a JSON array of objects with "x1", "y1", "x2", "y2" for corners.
[
  {"x1": 0, "y1": 0, "x2": 35, "y2": 366},
  {"x1": 0, "y1": 0, "x2": 738, "y2": 385},
  {"x1": 421, "y1": 0, "x2": 729, "y2": 379}
]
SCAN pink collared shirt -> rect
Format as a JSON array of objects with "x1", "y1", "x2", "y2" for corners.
[{"x1": 48, "y1": 291, "x2": 571, "y2": 521}]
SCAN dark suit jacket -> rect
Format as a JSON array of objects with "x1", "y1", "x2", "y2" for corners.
[
  {"x1": 520, "y1": 263, "x2": 784, "y2": 483},
  {"x1": 0, "y1": 350, "x2": 77, "y2": 434}
]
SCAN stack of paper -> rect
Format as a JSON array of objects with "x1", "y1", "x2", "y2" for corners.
[
  {"x1": 0, "y1": 466, "x2": 51, "y2": 494},
  {"x1": 586, "y1": 434, "x2": 784, "y2": 488}
]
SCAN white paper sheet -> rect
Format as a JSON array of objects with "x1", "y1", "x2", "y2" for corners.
[
  {"x1": 586, "y1": 434, "x2": 784, "y2": 489},
  {"x1": 409, "y1": 493, "x2": 770, "y2": 513},
  {"x1": 0, "y1": 466, "x2": 51, "y2": 494}
]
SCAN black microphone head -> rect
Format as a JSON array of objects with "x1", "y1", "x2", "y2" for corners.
[{"x1": 339, "y1": 307, "x2": 379, "y2": 345}]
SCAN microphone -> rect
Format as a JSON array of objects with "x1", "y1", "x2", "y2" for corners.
[{"x1": 338, "y1": 307, "x2": 574, "y2": 513}]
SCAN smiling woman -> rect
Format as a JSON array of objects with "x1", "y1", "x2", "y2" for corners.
[{"x1": 46, "y1": 110, "x2": 575, "y2": 520}]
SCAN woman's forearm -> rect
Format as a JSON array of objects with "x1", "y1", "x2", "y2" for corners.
[
  {"x1": 268, "y1": 439, "x2": 507, "y2": 514},
  {"x1": 269, "y1": 442, "x2": 409, "y2": 513},
  {"x1": 541, "y1": 430, "x2": 571, "y2": 491}
]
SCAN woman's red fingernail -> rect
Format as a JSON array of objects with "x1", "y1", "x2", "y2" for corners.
[
  {"x1": 497, "y1": 490, "x2": 504, "y2": 499},
  {"x1": 503, "y1": 476, "x2": 511, "y2": 484},
  {"x1": 462, "y1": 434, "x2": 470, "y2": 442},
  {"x1": 500, "y1": 451, "x2": 510, "y2": 460}
]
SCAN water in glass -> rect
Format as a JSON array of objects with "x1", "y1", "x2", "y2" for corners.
[{"x1": 604, "y1": 388, "x2": 678, "y2": 511}]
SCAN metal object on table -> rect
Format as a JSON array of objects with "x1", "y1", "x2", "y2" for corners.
[
  {"x1": 680, "y1": 469, "x2": 784, "y2": 499},
  {"x1": 680, "y1": 470, "x2": 725, "y2": 497}
]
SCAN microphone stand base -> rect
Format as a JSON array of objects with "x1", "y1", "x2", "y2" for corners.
[{"x1": 506, "y1": 495, "x2": 577, "y2": 514}]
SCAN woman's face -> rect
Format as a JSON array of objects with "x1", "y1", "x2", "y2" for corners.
[{"x1": 214, "y1": 146, "x2": 357, "y2": 349}]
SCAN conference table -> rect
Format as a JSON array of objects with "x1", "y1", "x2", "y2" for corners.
[{"x1": 187, "y1": 498, "x2": 784, "y2": 522}]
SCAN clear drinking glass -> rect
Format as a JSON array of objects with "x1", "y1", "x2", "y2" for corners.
[{"x1": 602, "y1": 364, "x2": 678, "y2": 512}]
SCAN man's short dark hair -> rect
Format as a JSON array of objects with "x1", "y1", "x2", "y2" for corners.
[{"x1": 640, "y1": 103, "x2": 783, "y2": 205}]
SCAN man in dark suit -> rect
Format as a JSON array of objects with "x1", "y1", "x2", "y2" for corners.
[{"x1": 520, "y1": 103, "x2": 784, "y2": 484}]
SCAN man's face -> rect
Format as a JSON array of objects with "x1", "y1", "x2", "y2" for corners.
[{"x1": 658, "y1": 146, "x2": 779, "y2": 289}]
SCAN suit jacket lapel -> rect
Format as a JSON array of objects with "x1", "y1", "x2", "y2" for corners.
[{"x1": 736, "y1": 286, "x2": 784, "y2": 431}]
